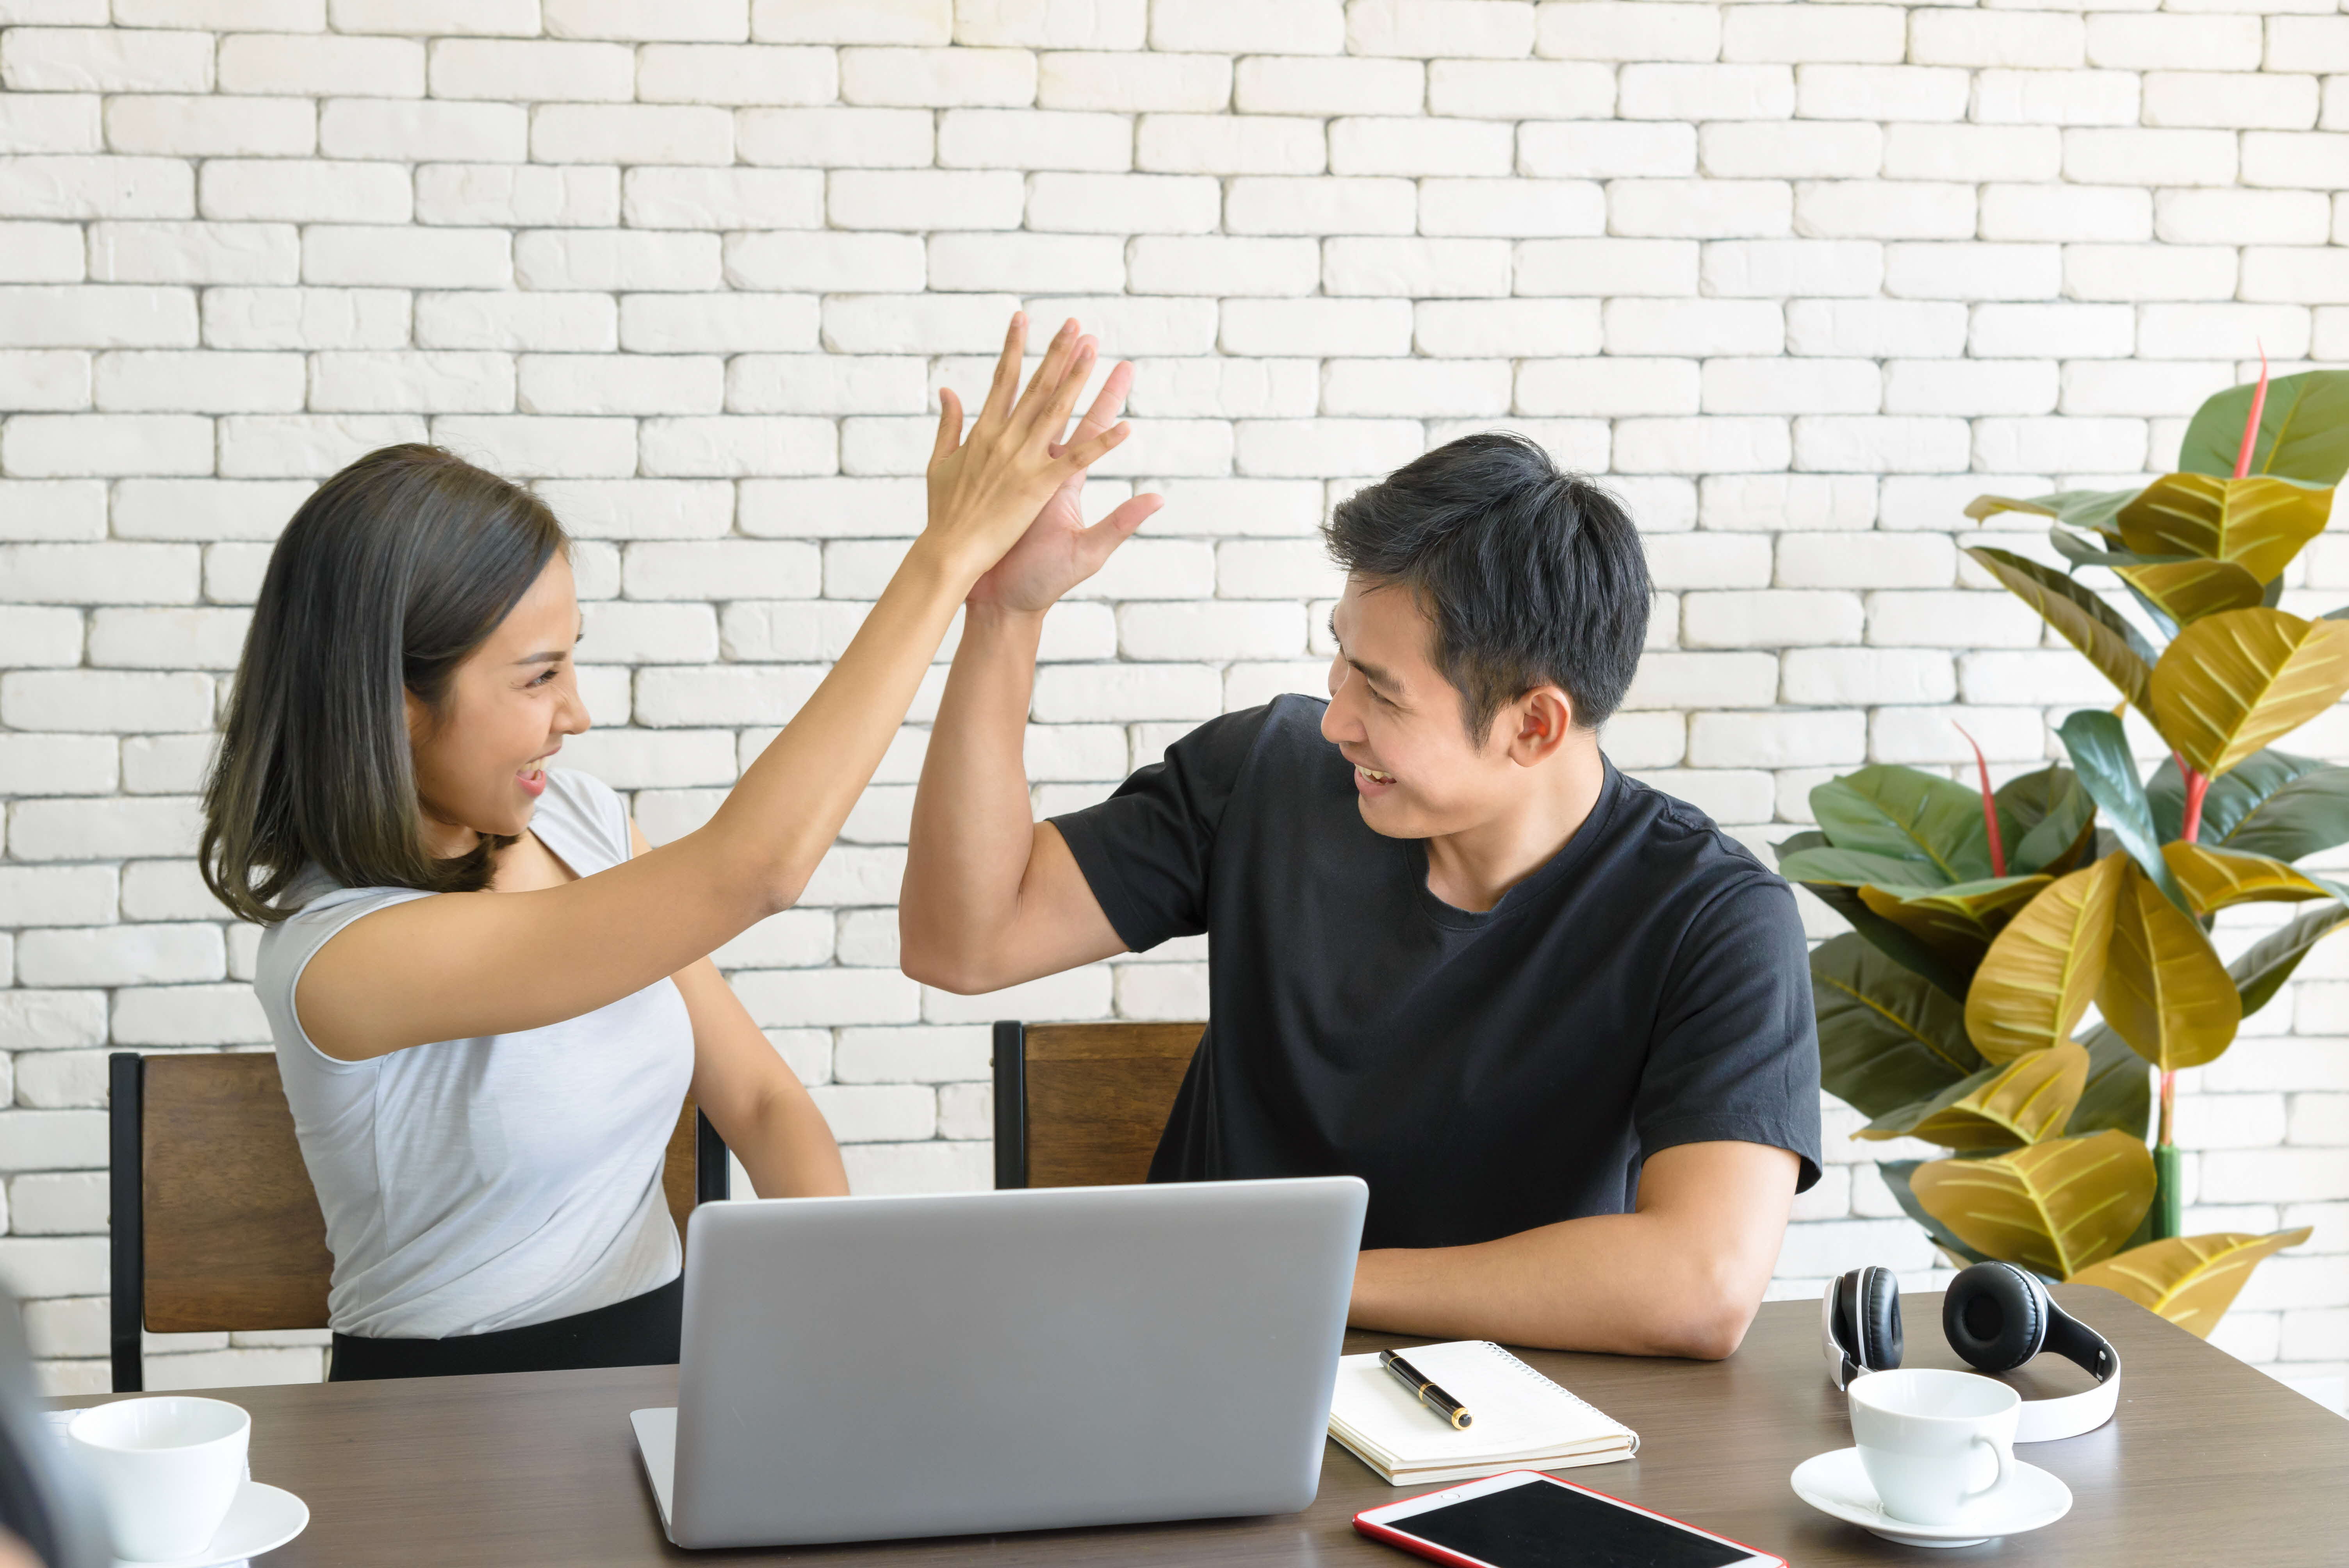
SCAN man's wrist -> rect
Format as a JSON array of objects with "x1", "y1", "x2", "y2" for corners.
[{"x1": 962, "y1": 599, "x2": 1052, "y2": 640}]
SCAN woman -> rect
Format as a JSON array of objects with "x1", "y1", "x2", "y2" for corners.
[{"x1": 202, "y1": 317, "x2": 1142, "y2": 1380}]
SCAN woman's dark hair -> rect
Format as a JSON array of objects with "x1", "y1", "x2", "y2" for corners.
[
  {"x1": 1323, "y1": 431, "x2": 1651, "y2": 740},
  {"x1": 201, "y1": 444, "x2": 567, "y2": 923}
]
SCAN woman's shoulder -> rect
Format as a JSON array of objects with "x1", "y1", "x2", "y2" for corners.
[{"x1": 536, "y1": 766, "x2": 633, "y2": 868}]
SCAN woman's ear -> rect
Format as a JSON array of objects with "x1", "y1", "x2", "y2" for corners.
[{"x1": 403, "y1": 688, "x2": 431, "y2": 747}]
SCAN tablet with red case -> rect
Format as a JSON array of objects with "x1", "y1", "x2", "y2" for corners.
[{"x1": 1354, "y1": 1468, "x2": 1786, "y2": 1568}]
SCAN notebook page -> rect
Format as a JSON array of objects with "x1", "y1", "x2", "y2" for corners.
[{"x1": 1328, "y1": 1341, "x2": 1636, "y2": 1468}]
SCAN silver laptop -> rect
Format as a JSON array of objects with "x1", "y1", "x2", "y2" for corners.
[{"x1": 630, "y1": 1176, "x2": 1367, "y2": 1549}]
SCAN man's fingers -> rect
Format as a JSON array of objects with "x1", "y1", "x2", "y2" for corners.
[
  {"x1": 1008, "y1": 318, "x2": 1080, "y2": 431},
  {"x1": 1070, "y1": 361, "x2": 1134, "y2": 444},
  {"x1": 1057, "y1": 419, "x2": 1130, "y2": 473},
  {"x1": 1086, "y1": 492, "x2": 1161, "y2": 549},
  {"x1": 975, "y1": 312, "x2": 1027, "y2": 429},
  {"x1": 930, "y1": 386, "x2": 963, "y2": 466}
]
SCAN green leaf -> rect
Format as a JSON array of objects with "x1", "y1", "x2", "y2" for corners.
[
  {"x1": 1772, "y1": 829, "x2": 1830, "y2": 862},
  {"x1": 2068, "y1": 1023, "x2": 2153, "y2": 1140},
  {"x1": 1810, "y1": 933, "x2": 1986, "y2": 1120},
  {"x1": 1811, "y1": 766, "x2": 1993, "y2": 884},
  {"x1": 2148, "y1": 749, "x2": 2331, "y2": 849},
  {"x1": 2048, "y1": 526, "x2": 2185, "y2": 573},
  {"x1": 2057, "y1": 709, "x2": 2190, "y2": 911},
  {"x1": 1968, "y1": 488, "x2": 2142, "y2": 535},
  {"x1": 1966, "y1": 546, "x2": 2157, "y2": 717},
  {"x1": 1998, "y1": 766, "x2": 2098, "y2": 877},
  {"x1": 2219, "y1": 765, "x2": 2349, "y2": 862},
  {"x1": 1779, "y1": 846, "x2": 1956, "y2": 888},
  {"x1": 1804, "y1": 883, "x2": 1981, "y2": 1001},
  {"x1": 1878, "y1": 1158, "x2": 1996, "y2": 1269},
  {"x1": 2180, "y1": 368, "x2": 2349, "y2": 485},
  {"x1": 2229, "y1": 902, "x2": 2349, "y2": 1019}
]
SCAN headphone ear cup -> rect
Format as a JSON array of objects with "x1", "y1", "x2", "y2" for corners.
[
  {"x1": 1944, "y1": 1262, "x2": 2044, "y2": 1373},
  {"x1": 1831, "y1": 1270, "x2": 1863, "y2": 1361},
  {"x1": 1861, "y1": 1265, "x2": 1903, "y2": 1371}
]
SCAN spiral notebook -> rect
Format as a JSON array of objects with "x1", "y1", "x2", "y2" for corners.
[{"x1": 1327, "y1": 1340, "x2": 1640, "y2": 1486}]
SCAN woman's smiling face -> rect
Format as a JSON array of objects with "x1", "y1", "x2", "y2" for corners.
[{"x1": 404, "y1": 551, "x2": 591, "y2": 855}]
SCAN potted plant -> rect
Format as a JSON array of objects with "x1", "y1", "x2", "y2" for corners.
[{"x1": 1773, "y1": 366, "x2": 2349, "y2": 1336}]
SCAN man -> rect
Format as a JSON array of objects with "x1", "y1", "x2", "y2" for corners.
[{"x1": 901, "y1": 360, "x2": 1821, "y2": 1359}]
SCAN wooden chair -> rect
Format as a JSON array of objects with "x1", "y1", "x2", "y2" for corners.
[
  {"x1": 989, "y1": 1021, "x2": 1203, "y2": 1189},
  {"x1": 106, "y1": 1052, "x2": 728, "y2": 1393}
]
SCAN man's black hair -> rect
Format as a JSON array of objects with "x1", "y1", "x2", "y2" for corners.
[{"x1": 1323, "y1": 431, "x2": 1651, "y2": 740}]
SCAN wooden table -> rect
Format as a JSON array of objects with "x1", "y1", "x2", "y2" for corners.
[{"x1": 53, "y1": 1286, "x2": 2349, "y2": 1565}]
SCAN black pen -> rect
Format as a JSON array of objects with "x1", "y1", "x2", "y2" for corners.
[{"x1": 1379, "y1": 1349, "x2": 1474, "y2": 1430}]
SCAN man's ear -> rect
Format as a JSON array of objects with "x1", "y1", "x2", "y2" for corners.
[{"x1": 1505, "y1": 686, "x2": 1576, "y2": 766}]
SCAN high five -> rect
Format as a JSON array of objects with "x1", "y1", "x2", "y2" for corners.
[{"x1": 205, "y1": 315, "x2": 1123, "y2": 1379}]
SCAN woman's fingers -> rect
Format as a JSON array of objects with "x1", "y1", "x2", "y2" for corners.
[
  {"x1": 1033, "y1": 339, "x2": 1100, "y2": 445},
  {"x1": 974, "y1": 312, "x2": 1028, "y2": 430},
  {"x1": 930, "y1": 386, "x2": 963, "y2": 467},
  {"x1": 1006, "y1": 318, "x2": 1081, "y2": 433}
]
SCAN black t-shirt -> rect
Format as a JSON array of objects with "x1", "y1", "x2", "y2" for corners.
[{"x1": 1051, "y1": 696, "x2": 1822, "y2": 1253}]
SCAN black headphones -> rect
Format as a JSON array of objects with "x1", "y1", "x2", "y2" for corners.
[{"x1": 1821, "y1": 1261, "x2": 2121, "y2": 1442}]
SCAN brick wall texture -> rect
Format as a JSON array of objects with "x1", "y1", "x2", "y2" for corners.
[{"x1": 2, "y1": 0, "x2": 2347, "y2": 1406}]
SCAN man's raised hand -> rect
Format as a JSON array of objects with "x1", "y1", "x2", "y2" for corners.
[
  {"x1": 922, "y1": 314, "x2": 1132, "y2": 586},
  {"x1": 968, "y1": 358, "x2": 1164, "y2": 615}
]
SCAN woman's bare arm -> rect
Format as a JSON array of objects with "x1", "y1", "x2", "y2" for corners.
[{"x1": 299, "y1": 317, "x2": 1126, "y2": 1061}]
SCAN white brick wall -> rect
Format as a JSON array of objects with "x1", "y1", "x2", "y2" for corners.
[{"x1": 2, "y1": 0, "x2": 2345, "y2": 1410}]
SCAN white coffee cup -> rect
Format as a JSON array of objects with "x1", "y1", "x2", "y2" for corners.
[
  {"x1": 1846, "y1": 1368, "x2": 2018, "y2": 1525},
  {"x1": 66, "y1": 1395, "x2": 250, "y2": 1561}
]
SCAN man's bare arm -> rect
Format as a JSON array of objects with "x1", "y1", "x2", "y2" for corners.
[
  {"x1": 1346, "y1": 1141, "x2": 1800, "y2": 1359},
  {"x1": 899, "y1": 604, "x2": 1126, "y2": 994},
  {"x1": 900, "y1": 363, "x2": 1155, "y2": 994}
]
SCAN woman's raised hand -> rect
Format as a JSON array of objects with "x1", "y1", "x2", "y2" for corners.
[{"x1": 922, "y1": 313, "x2": 1129, "y2": 584}]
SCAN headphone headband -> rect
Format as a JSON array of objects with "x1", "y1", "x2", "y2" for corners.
[{"x1": 1821, "y1": 1262, "x2": 2121, "y2": 1443}]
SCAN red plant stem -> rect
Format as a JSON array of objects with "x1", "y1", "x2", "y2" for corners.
[
  {"x1": 2181, "y1": 768, "x2": 2210, "y2": 845},
  {"x1": 2233, "y1": 344, "x2": 2269, "y2": 479},
  {"x1": 2158, "y1": 1069, "x2": 2176, "y2": 1148},
  {"x1": 1956, "y1": 723, "x2": 2005, "y2": 876}
]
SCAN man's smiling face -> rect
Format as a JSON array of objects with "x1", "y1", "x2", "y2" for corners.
[{"x1": 1321, "y1": 573, "x2": 1547, "y2": 841}]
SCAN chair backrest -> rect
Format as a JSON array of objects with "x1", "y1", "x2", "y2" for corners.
[
  {"x1": 991, "y1": 1021, "x2": 1203, "y2": 1189},
  {"x1": 108, "y1": 1051, "x2": 724, "y2": 1392}
]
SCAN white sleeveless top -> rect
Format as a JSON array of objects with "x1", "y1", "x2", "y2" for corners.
[{"x1": 256, "y1": 768, "x2": 695, "y2": 1340}]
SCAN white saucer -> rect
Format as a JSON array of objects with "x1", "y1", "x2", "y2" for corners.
[
  {"x1": 1790, "y1": 1447, "x2": 2070, "y2": 1548},
  {"x1": 110, "y1": 1481, "x2": 309, "y2": 1568}
]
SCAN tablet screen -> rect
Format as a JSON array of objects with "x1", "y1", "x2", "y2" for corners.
[{"x1": 1395, "y1": 1478, "x2": 1752, "y2": 1568}]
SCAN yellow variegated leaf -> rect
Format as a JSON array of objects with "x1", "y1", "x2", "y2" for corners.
[
  {"x1": 1857, "y1": 877, "x2": 2052, "y2": 963},
  {"x1": 1856, "y1": 1039, "x2": 2089, "y2": 1151},
  {"x1": 2162, "y1": 841, "x2": 2339, "y2": 916},
  {"x1": 2150, "y1": 609, "x2": 2349, "y2": 779},
  {"x1": 2112, "y1": 559, "x2": 2266, "y2": 625},
  {"x1": 1965, "y1": 853, "x2": 2125, "y2": 1064},
  {"x1": 2098, "y1": 859, "x2": 2241, "y2": 1074},
  {"x1": 1911, "y1": 1130, "x2": 2156, "y2": 1279},
  {"x1": 2116, "y1": 473, "x2": 2334, "y2": 581},
  {"x1": 2069, "y1": 1228, "x2": 2313, "y2": 1338},
  {"x1": 1964, "y1": 494, "x2": 2058, "y2": 521}
]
